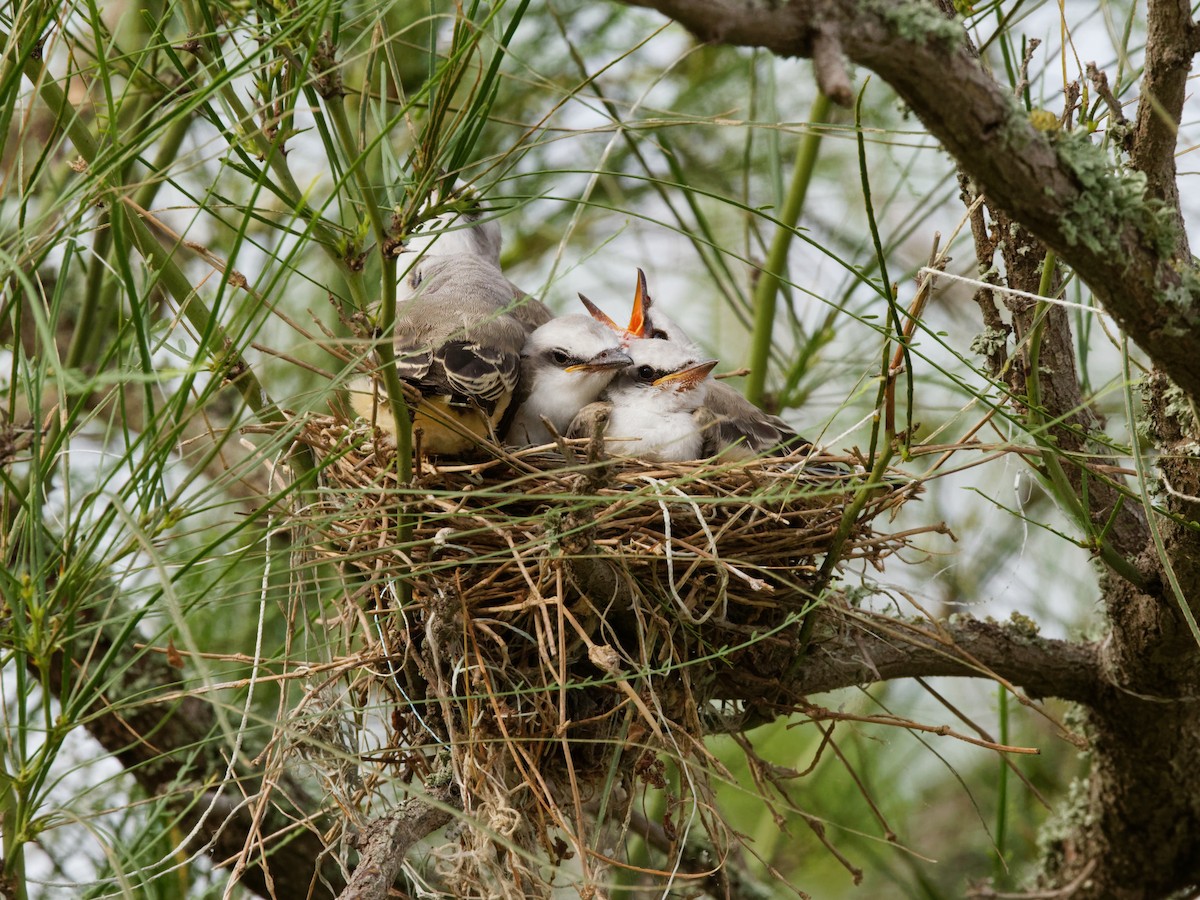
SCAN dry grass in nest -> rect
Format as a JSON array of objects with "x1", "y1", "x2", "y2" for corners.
[{"x1": 285, "y1": 413, "x2": 929, "y2": 896}]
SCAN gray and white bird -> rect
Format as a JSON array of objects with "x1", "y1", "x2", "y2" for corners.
[
  {"x1": 504, "y1": 314, "x2": 632, "y2": 447},
  {"x1": 398, "y1": 209, "x2": 543, "y2": 324},
  {"x1": 570, "y1": 338, "x2": 720, "y2": 462},
  {"x1": 580, "y1": 269, "x2": 812, "y2": 460},
  {"x1": 350, "y1": 209, "x2": 552, "y2": 455}
]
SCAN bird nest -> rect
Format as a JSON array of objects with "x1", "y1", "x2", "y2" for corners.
[{"x1": 284, "y1": 414, "x2": 929, "y2": 895}]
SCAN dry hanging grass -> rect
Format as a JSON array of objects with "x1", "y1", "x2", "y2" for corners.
[{"x1": 283, "y1": 413, "x2": 931, "y2": 897}]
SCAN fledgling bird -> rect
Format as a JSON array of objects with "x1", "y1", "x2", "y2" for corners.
[
  {"x1": 350, "y1": 209, "x2": 552, "y2": 455},
  {"x1": 570, "y1": 338, "x2": 720, "y2": 462},
  {"x1": 580, "y1": 269, "x2": 812, "y2": 460},
  {"x1": 505, "y1": 314, "x2": 632, "y2": 447}
]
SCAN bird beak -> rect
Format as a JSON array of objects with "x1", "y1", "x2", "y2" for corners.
[
  {"x1": 627, "y1": 268, "x2": 651, "y2": 339},
  {"x1": 652, "y1": 359, "x2": 718, "y2": 390},
  {"x1": 578, "y1": 293, "x2": 623, "y2": 334},
  {"x1": 565, "y1": 347, "x2": 632, "y2": 373}
]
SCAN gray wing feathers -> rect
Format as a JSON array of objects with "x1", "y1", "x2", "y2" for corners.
[
  {"x1": 392, "y1": 256, "x2": 531, "y2": 414},
  {"x1": 507, "y1": 281, "x2": 553, "y2": 330},
  {"x1": 438, "y1": 340, "x2": 519, "y2": 408},
  {"x1": 705, "y1": 382, "x2": 811, "y2": 457},
  {"x1": 696, "y1": 407, "x2": 725, "y2": 459},
  {"x1": 402, "y1": 256, "x2": 552, "y2": 331}
]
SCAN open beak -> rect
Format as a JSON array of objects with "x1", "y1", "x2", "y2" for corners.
[
  {"x1": 578, "y1": 293, "x2": 623, "y2": 335},
  {"x1": 652, "y1": 359, "x2": 718, "y2": 391},
  {"x1": 627, "y1": 268, "x2": 651, "y2": 338},
  {"x1": 565, "y1": 346, "x2": 632, "y2": 373}
]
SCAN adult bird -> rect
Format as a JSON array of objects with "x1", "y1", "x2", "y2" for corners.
[
  {"x1": 579, "y1": 269, "x2": 812, "y2": 460},
  {"x1": 505, "y1": 314, "x2": 632, "y2": 447},
  {"x1": 350, "y1": 209, "x2": 552, "y2": 455},
  {"x1": 569, "y1": 337, "x2": 720, "y2": 462}
]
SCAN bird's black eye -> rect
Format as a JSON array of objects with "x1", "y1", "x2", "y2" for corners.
[
  {"x1": 651, "y1": 329, "x2": 669, "y2": 341},
  {"x1": 551, "y1": 349, "x2": 571, "y2": 366},
  {"x1": 636, "y1": 365, "x2": 656, "y2": 381}
]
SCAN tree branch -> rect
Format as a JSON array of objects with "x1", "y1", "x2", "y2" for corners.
[
  {"x1": 338, "y1": 786, "x2": 461, "y2": 900},
  {"x1": 1131, "y1": 0, "x2": 1197, "y2": 258},
  {"x1": 713, "y1": 610, "x2": 1106, "y2": 706},
  {"x1": 38, "y1": 609, "x2": 346, "y2": 899},
  {"x1": 619, "y1": 0, "x2": 1200, "y2": 405}
]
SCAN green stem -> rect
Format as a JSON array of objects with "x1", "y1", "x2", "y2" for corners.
[
  {"x1": 72, "y1": 112, "x2": 194, "y2": 370},
  {"x1": 66, "y1": 208, "x2": 114, "y2": 372},
  {"x1": 373, "y1": 260, "x2": 413, "y2": 607},
  {"x1": 856, "y1": 78, "x2": 906, "y2": 468},
  {"x1": 326, "y1": 96, "x2": 390, "y2": 252},
  {"x1": 322, "y1": 74, "x2": 410, "y2": 461},
  {"x1": 796, "y1": 447, "x2": 896, "y2": 655},
  {"x1": 1025, "y1": 253, "x2": 1144, "y2": 590},
  {"x1": 323, "y1": 49, "x2": 412, "y2": 605},
  {"x1": 0, "y1": 754, "x2": 28, "y2": 900},
  {"x1": 994, "y1": 683, "x2": 1009, "y2": 884},
  {"x1": 745, "y1": 91, "x2": 832, "y2": 408}
]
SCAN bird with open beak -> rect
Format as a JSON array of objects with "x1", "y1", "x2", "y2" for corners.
[
  {"x1": 349, "y1": 208, "x2": 552, "y2": 456},
  {"x1": 570, "y1": 338, "x2": 720, "y2": 462},
  {"x1": 505, "y1": 314, "x2": 632, "y2": 447},
  {"x1": 579, "y1": 269, "x2": 812, "y2": 460}
]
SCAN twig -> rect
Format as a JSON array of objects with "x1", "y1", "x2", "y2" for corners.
[
  {"x1": 1013, "y1": 38, "x2": 1041, "y2": 100},
  {"x1": 967, "y1": 859, "x2": 1097, "y2": 898},
  {"x1": 798, "y1": 702, "x2": 1040, "y2": 755},
  {"x1": 915, "y1": 677, "x2": 1051, "y2": 808},
  {"x1": 339, "y1": 784, "x2": 461, "y2": 900},
  {"x1": 812, "y1": 23, "x2": 853, "y2": 106},
  {"x1": 1086, "y1": 62, "x2": 1130, "y2": 148}
]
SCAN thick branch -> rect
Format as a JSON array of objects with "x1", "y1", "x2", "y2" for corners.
[
  {"x1": 1132, "y1": 0, "x2": 1197, "y2": 257},
  {"x1": 713, "y1": 610, "x2": 1106, "y2": 705},
  {"x1": 565, "y1": 540, "x2": 1107, "y2": 704},
  {"x1": 38, "y1": 614, "x2": 345, "y2": 900},
  {"x1": 620, "y1": 0, "x2": 1200, "y2": 405},
  {"x1": 607, "y1": 4, "x2": 1200, "y2": 895}
]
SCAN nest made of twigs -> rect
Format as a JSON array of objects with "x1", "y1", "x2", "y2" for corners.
[
  {"x1": 278, "y1": 414, "x2": 934, "y2": 897},
  {"x1": 298, "y1": 416, "x2": 914, "y2": 597},
  {"x1": 290, "y1": 414, "x2": 924, "y2": 712}
]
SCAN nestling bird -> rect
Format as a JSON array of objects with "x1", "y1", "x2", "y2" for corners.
[
  {"x1": 580, "y1": 269, "x2": 812, "y2": 460},
  {"x1": 350, "y1": 209, "x2": 552, "y2": 455},
  {"x1": 504, "y1": 314, "x2": 632, "y2": 447},
  {"x1": 570, "y1": 338, "x2": 720, "y2": 462}
]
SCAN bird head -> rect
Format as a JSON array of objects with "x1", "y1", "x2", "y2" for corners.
[
  {"x1": 523, "y1": 314, "x2": 632, "y2": 380},
  {"x1": 618, "y1": 337, "x2": 717, "y2": 411},
  {"x1": 401, "y1": 208, "x2": 503, "y2": 265}
]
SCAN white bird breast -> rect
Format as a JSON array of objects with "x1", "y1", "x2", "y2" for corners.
[
  {"x1": 511, "y1": 365, "x2": 619, "y2": 445},
  {"x1": 604, "y1": 386, "x2": 706, "y2": 461}
]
